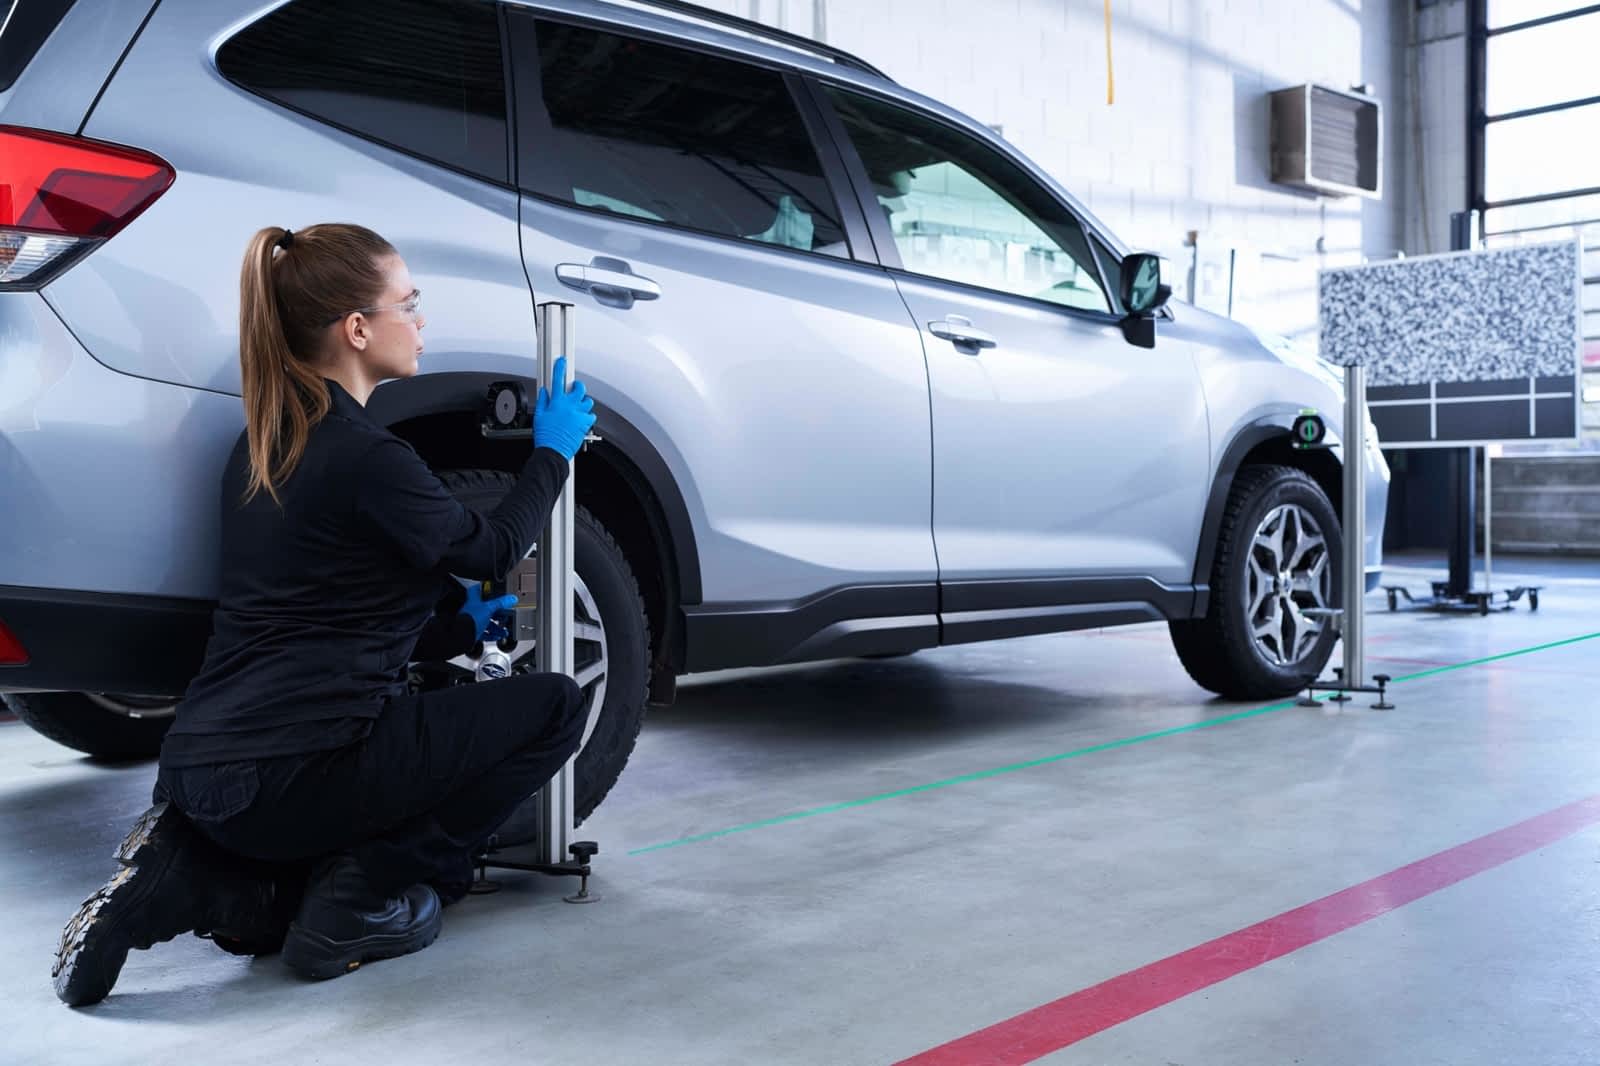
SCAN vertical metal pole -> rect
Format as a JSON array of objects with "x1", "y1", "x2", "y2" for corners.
[
  {"x1": 1447, "y1": 450, "x2": 1477, "y2": 597},
  {"x1": 535, "y1": 301, "x2": 577, "y2": 867},
  {"x1": 1445, "y1": 214, "x2": 1475, "y2": 599},
  {"x1": 1484, "y1": 448, "x2": 1494, "y2": 594},
  {"x1": 1343, "y1": 364, "x2": 1367, "y2": 689},
  {"x1": 1466, "y1": 0, "x2": 1488, "y2": 219}
]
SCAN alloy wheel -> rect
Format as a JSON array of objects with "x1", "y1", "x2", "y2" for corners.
[
  {"x1": 1244, "y1": 503, "x2": 1332, "y2": 667},
  {"x1": 446, "y1": 565, "x2": 610, "y2": 748}
]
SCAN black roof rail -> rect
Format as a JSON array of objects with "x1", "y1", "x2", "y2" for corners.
[{"x1": 619, "y1": 0, "x2": 893, "y2": 82}]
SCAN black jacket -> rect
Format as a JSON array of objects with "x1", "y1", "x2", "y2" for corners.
[{"x1": 160, "y1": 379, "x2": 568, "y2": 768}]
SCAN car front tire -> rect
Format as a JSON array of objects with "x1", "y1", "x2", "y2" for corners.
[
  {"x1": 432, "y1": 469, "x2": 651, "y2": 825},
  {"x1": 1169, "y1": 464, "x2": 1341, "y2": 700}
]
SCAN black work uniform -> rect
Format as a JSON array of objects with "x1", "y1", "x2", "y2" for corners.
[{"x1": 155, "y1": 378, "x2": 585, "y2": 899}]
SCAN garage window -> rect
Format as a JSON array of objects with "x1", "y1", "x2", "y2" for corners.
[
  {"x1": 1477, "y1": 1, "x2": 1600, "y2": 439},
  {"x1": 524, "y1": 20, "x2": 850, "y2": 259},
  {"x1": 216, "y1": 0, "x2": 508, "y2": 184}
]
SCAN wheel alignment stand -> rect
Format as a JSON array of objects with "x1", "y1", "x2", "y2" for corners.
[
  {"x1": 1378, "y1": 445, "x2": 1542, "y2": 616},
  {"x1": 1379, "y1": 213, "x2": 1540, "y2": 619},
  {"x1": 1298, "y1": 364, "x2": 1396, "y2": 712},
  {"x1": 472, "y1": 301, "x2": 600, "y2": 904}
]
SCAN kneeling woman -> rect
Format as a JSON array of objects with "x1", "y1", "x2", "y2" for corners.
[{"x1": 54, "y1": 223, "x2": 596, "y2": 1004}]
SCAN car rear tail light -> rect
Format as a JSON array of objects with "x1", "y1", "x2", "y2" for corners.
[
  {"x1": 0, "y1": 124, "x2": 175, "y2": 291},
  {"x1": 0, "y1": 621, "x2": 28, "y2": 665}
]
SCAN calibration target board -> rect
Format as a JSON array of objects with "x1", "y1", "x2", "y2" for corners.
[{"x1": 1318, "y1": 240, "x2": 1583, "y2": 448}]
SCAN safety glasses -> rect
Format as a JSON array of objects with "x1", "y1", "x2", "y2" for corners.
[{"x1": 326, "y1": 288, "x2": 421, "y2": 326}]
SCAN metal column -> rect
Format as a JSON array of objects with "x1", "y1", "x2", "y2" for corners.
[
  {"x1": 1444, "y1": 211, "x2": 1477, "y2": 600},
  {"x1": 1342, "y1": 364, "x2": 1367, "y2": 690},
  {"x1": 534, "y1": 301, "x2": 577, "y2": 867},
  {"x1": 1484, "y1": 449, "x2": 1494, "y2": 594},
  {"x1": 1446, "y1": 449, "x2": 1477, "y2": 597}
]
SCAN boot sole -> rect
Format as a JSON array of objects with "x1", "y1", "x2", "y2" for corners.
[
  {"x1": 53, "y1": 804, "x2": 181, "y2": 1007},
  {"x1": 113, "y1": 802, "x2": 171, "y2": 865},
  {"x1": 281, "y1": 909, "x2": 443, "y2": 980}
]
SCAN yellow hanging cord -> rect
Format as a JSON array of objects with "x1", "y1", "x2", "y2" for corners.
[{"x1": 1104, "y1": 0, "x2": 1115, "y2": 105}]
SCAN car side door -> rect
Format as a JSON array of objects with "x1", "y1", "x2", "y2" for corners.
[
  {"x1": 505, "y1": 13, "x2": 939, "y2": 665},
  {"x1": 810, "y1": 80, "x2": 1211, "y2": 628}
]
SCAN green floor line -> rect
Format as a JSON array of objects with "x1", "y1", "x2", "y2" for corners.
[{"x1": 627, "y1": 629, "x2": 1600, "y2": 856}]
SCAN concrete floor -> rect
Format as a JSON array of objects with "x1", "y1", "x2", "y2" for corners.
[{"x1": 4, "y1": 554, "x2": 1599, "y2": 1065}]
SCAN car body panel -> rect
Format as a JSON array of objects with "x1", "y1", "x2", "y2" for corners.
[{"x1": 0, "y1": 0, "x2": 1388, "y2": 700}]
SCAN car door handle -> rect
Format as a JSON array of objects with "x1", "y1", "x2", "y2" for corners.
[
  {"x1": 555, "y1": 258, "x2": 661, "y2": 305},
  {"x1": 927, "y1": 315, "x2": 997, "y2": 351}
]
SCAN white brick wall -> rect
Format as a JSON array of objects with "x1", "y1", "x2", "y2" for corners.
[{"x1": 696, "y1": 0, "x2": 1413, "y2": 344}]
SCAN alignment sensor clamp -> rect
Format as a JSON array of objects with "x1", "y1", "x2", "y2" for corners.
[
  {"x1": 1290, "y1": 409, "x2": 1327, "y2": 449},
  {"x1": 481, "y1": 379, "x2": 602, "y2": 451},
  {"x1": 481, "y1": 381, "x2": 532, "y2": 440}
]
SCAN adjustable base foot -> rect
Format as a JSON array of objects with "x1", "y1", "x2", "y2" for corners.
[
  {"x1": 1301, "y1": 672, "x2": 1395, "y2": 711},
  {"x1": 472, "y1": 840, "x2": 601, "y2": 905},
  {"x1": 1381, "y1": 584, "x2": 1542, "y2": 615},
  {"x1": 564, "y1": 872, "x2": 600, "y2": 904}
]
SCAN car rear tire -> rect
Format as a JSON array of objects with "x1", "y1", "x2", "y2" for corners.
[
  {"x1": 1169, "y1": 465, "x2": 1341, "y2": 700},
  {"x1": 3, "y1": 692, "x2": 174, "y2": 759},
  {"x1": 433, "y1": 469, "x2": 651, "y2": 825}
]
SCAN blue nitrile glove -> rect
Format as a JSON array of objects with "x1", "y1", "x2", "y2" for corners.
[
  {"x1": 459, "y1": 583, "x2": 519, "y2": 640},
  {"x1": 533, "y1": 356, "x2": 597, "y2": 461}
]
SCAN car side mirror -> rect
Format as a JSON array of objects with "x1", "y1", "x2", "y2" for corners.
[
  {"x1": 1119, "y1": 252, "x2": 1171, "y2": 350},
  {"x1": 1120, "y1": 252, "x2": 1170, "y2": 314}
]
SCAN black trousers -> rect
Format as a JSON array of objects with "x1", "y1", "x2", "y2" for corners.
[{"x1": 157, "y1": 672, "x2": 585, "y2": 899}]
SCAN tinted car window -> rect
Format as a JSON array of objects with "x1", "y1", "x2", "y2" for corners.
[
  {"x1": 217, "y1": 0, "x2": 507, "y2": 184},
  {"x1": 528, "y1": 20, "x2": 849, "y2": 259},
  {"x1": 825, "y1": 86, "x2": 1110, "y2": 313},
  {"x1": 0, "y1": 0, "x2": 78, "y2": 91}
]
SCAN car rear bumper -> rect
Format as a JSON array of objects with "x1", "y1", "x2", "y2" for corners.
[{"x1": 0, "y1": 585, "x2": 211, "y2": 697}]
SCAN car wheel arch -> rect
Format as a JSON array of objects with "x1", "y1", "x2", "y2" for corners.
[
  {"x1": 369, "y1": 371, "x2": 700, "y2": 692},
  {"x1": 1192, "y1": 417, "x2": 1344, "y2": 593}
]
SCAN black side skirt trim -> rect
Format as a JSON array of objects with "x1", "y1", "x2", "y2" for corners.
[{"x1": 683, "y1": 577, "x2": 1198, "y2": 671}]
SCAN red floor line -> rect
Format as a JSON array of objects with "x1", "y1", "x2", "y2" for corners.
[
  {"x1": 1367, "y1": 654, "x2": 1598, "y2": 680},
  {"x1": 894, "y1": 793, "x2": 1600, "y2": 1066}
]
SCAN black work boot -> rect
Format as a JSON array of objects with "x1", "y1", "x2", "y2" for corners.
[
  {"x1": 53, "y1": 802, "x2": 272, "y2": 1006},
  {"x1": 281, "y1": 855, "x2": 442, "y2": 980},
  {"x1": 196, "y1": 865, "x2": 301, "y2": 957}
]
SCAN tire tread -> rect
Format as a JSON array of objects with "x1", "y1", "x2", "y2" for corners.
[
  {"x1": 4, "y1": 692, "x2": 172, "y2": 759},
  {"x1": 435, "y1": 468, "x2": 651, "y2": 823},
  {"x1": 1170, "y1": 464, "x2": 1335, "y2": 700}
]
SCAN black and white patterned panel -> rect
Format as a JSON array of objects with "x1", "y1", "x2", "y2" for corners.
[
  {"x1": 1319, "y1": 241, "x2": 1582, "y2": 445},
  {"x1": 1319, "y1": 240, "x2": 1580, "y2": 385}
]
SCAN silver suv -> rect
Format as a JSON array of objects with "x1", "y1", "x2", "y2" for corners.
[{"x1": 0, "y1": 0, "x2": 1387, "y2": 820}]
